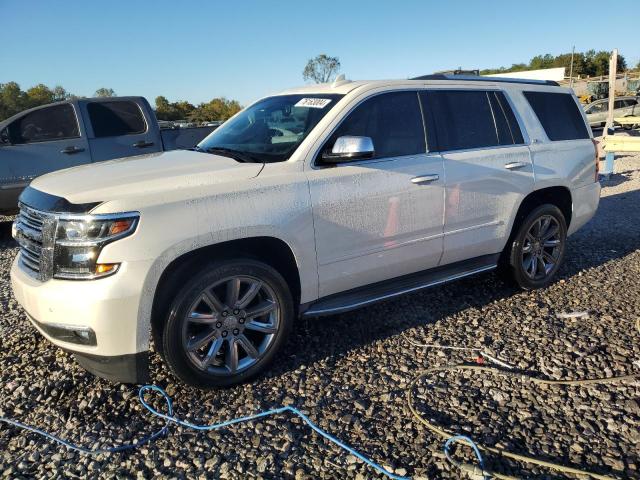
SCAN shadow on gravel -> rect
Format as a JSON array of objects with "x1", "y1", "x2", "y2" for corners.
[
  {"x1": 265, "y1": 186, "x2": 640, "y2": 379},
  {"x1": 600, "y1": 173, "x2": 631, "y2": 187}
]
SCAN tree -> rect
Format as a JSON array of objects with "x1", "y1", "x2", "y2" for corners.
[
  {"x1": 155, "y1": 95, "x2": 174, "y2": 120},
  {"x1": 0, "y1": 82, "x2": 27, "y2": 120},
  {"x1": 94, "y1": 88, "x2": 116, "y2": 97},
  {"x1": 25, "y1": 84, "x2": 54, "y2": 108},
  {"x1": 188, "y1": 97, "x2": 242, "y2": 122},
  {"x1": 52, "y1": 85, "x2": 71, "y2": 102},
  {"x1": 529, "y1": 54, "x2": 555, "y2": 70},
  {"x1": 0, "y1": 83, "x2": 235, "y2": 123},
  {"x1": 303, "y1": 54, "x2": 341, "y2": 83},
  {"x1": 480, "y1": 49, "x2": 627, "y2": 78}
]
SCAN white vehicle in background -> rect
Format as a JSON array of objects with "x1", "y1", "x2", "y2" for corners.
[
  {"x1": 584, "y1": 95, "x2": 639, "y2": 128},
  {"x1": 11, "y1": 75, "x2": 600, "y2": 388}
]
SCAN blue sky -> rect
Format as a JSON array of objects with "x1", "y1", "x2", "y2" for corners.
[{"x1": 2, "y1": 0, "x2": 638, "y2": 106}]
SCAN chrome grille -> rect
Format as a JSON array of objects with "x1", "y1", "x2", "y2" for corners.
[{"x1": 13, "y1": 204, "x2": 56, "y2": 281}]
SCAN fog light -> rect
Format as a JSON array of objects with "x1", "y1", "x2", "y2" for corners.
[{"x1": 73, "y1": 330, "x2": 92, "y2": 342}]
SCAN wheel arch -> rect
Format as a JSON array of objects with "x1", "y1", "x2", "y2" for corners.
[
  {"x1": 511, "y1": 186, "x2": 572, "y2": 235},
  {"x1": 500, "y1": 186, "x2": 572, "y2": 265},
  {"x1": 147, "y1": 236, "x2": 303, "y2": 356}
]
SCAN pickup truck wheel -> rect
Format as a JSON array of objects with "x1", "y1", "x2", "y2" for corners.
[
  {"x1": 162, "y1": 260, "x2": 293, "y2": 388},
  {"x1": 505, "y1": 204, "x2": 567, "y2": 290}
]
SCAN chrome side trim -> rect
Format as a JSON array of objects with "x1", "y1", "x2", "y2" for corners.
[
  {"x1": 444, "y1": 220, "x2": 503, "y2": 236},
  {"x1": 0, "y1": 181, "x2": 31, "y2": 190},
  {"x1": 318, "y1": 231, "x2": 445, "y2": 266},
  {"x1": 304, "y1": 264, "x2": 496, "y2": 316}
]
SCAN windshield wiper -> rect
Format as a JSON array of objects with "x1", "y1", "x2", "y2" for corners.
[{"x1": 204, "y1": 147, "x2": 259, "y2": 163}]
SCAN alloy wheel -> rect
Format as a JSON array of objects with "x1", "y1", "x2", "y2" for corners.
[
  {"x1": 521, "y1": 215, "x2": 563, "y2": 281},
  {"x1": 181, "y1": 275, "x2": 280, "y2": 376}
]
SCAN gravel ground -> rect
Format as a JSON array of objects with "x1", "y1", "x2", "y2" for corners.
[{"x1": 1, "y1": 153, "x2": 639, "y2": 479}]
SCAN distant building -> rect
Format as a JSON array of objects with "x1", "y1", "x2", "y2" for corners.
[{"x1": 484, "y1": 67, "x2": 566, "y2": 82}]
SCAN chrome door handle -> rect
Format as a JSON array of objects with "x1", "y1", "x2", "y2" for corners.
[
  {"x1": 60, "y1": 146, "x2": 85, "y2": 155},
  {"x1": 411, "y1": 174, "x2": 440, "y2": 184},
  {"x1": 504, "y1": 161, "x2": 528, "y2": 170},
  {"x1": 133, "y1": 140, "x2": 155, "y2": 148}
]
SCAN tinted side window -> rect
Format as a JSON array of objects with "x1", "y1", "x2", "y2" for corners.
[
  {"x1": 421, "y1": 90, "x2": 499, "y2": 151},
  {"x1": 87, "y1": 101, "x2": 146, "y2": 138},
  {"x1": 494, "y1": 91, "x2": 524, "y2": 144},
  {"x1": 328, "y1": 91, "x2": 425, "y2": 159},
  {"x1": 7, "y1": 104, "x2": 79, "y2": 145},
  {"x1": 523, "y1": 92, "x2": 589, "y2": 141}
]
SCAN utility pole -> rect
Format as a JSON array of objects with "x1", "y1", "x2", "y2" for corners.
[
  {"x1": 603, "y1": 48, "x2": 618, "y2": 178},
  {"x1": 569, "y1": 45, "x2": 575, "y2": 89}
]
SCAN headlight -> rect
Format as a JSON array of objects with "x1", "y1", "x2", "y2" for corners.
[{"x1": 53, "y1": 213, "x2": 139, "y2": 280}]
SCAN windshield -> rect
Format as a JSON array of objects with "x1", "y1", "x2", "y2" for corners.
[{"x1": 197, "y1": 94, "x2": 343, "y2": 163}]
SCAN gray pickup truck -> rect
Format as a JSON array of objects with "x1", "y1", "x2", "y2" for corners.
[{"x1": 0, "y1": 96, "x2": 216, "y2": 214}]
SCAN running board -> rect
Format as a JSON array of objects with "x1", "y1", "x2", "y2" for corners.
[{"x1": 302, "y1": 254, "x2": 499, "y2": 318}]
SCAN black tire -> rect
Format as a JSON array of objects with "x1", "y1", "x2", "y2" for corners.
[
  {"x1": 161, "y1": 259, "x2": 294, "y2": 388},
  {"x1": 501, "y1": 204, "x2": 567, "y2": 290}
]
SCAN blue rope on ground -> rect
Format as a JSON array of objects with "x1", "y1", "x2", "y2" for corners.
[
  {"x1": 443, "y1": 434, "x2": 489, "y2": 480},
  {"x1": 0, "y1": 384, "x2": 410, "y2": 480}
]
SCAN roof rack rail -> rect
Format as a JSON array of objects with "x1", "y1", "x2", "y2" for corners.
[{"x1": 410, "y1": 74, "x2": 560, "y2": 87}]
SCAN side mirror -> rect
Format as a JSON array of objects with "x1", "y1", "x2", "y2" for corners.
[
  {"x1": 0, "y1": 128, "x2": 10, "y2": 146},
  {"x1": 322, "y1": 136, "x2": 375, "y2": 163}
]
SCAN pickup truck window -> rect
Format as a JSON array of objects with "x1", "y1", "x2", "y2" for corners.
[
  {"x1": 87, "y1": 101, "x2": 147, "y2": 138},
  {"x1": 7, "y1": 104, "x2": 80, "y2": 145},
  {"x1": 198, "y1": 94, "x2": 343, "y2": 163},
  {"x1": 524, "y1": 91, "x2": 590, "y2": 141}
]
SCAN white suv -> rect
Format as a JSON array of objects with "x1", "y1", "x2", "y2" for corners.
[{"x1": 11, "y1": 75, "x2": 600, "y2": 387}]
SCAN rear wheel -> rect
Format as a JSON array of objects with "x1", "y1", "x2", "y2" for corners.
[
  {"x1": 502, "y1": 204, "x2": 567, "y2": 290},
  {"x1": 162, "y1": 260, "x2": 293, "y2": 388}
]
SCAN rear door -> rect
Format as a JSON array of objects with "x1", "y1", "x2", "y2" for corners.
[
  {"x1": 308, "y1": 90, "x2": 445, "y2": 297},
  {"x1": 81, "y1": 98, "x2": 162, "y2": 162},
  {"x1": 0, "y1": 102, "x2": 91, "y2": 211},
  {"x1": 420, "y1": 89, "x2": 534, "y2": 265}
]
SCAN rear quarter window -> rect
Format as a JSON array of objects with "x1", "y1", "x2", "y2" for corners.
[
  {"x1": 87, "y1": 101, "x2": 147, "y2": 138},
  {"x1": 523, "y1": 91, "x2": 589, "y2": 141}
]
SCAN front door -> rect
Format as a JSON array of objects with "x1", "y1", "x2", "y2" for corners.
[
  {"x1": 308, "y1": 91, "x2": 445, "y2": 298},
  {"x1": 0, "y1": 103, "x2": 91, "y2": 211}
]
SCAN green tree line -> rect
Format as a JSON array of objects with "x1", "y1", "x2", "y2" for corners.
[
  {"x1": 480, "y1": 50, "x2": 630, "y2": 77},
  {"x1": 154, "y1": 96, "x2": 241, "y2": 122},
  {"x1": 0, "y1": 82, "x2": 118, "y2": 121},
  {"x1": 0, "y1": 81, "x2": 242, "y2": 123}
]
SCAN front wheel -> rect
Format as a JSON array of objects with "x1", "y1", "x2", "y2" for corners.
[
  {"x1": 504, "y1": 204, "x2": 567, "y2": 290},
  {"x1": 162, "y1": 259, "x2": 294, "y2": 388}
]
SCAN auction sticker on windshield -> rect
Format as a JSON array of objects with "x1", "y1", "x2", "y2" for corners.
[{"x1": 295, "y1": 98, "x2": 332, "y2": 108}]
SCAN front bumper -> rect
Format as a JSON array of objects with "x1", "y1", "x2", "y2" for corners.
[
  {"x1": 10, "y1": 255, "x2": 153, "y2": 383},
  {"x1": 73, "y1": 351, "x2": 149, "y2": 384}
]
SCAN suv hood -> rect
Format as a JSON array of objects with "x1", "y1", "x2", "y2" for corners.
[{"x1": 30, "y1": 150, "x2": 263, "y2": 206}]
